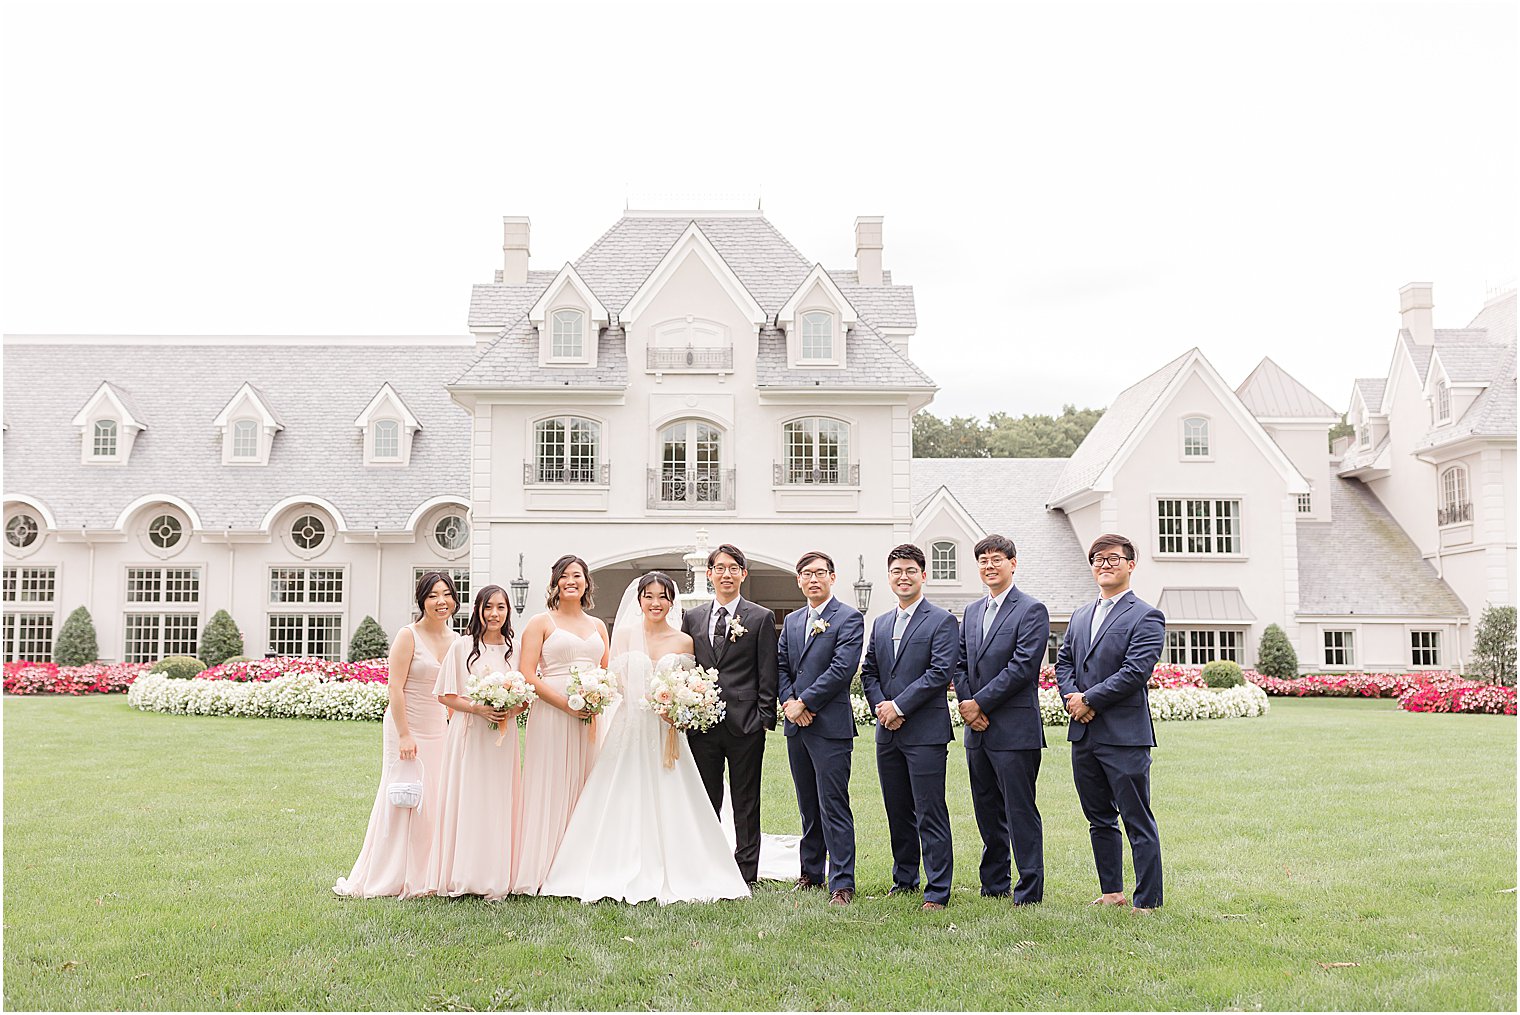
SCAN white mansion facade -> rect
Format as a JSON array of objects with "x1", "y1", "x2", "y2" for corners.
[{"x1": 3, "y1": 209, "x2": 1513, "y2": 673}]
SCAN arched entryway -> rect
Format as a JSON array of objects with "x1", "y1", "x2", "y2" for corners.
[{"x1": 587, "y1": 551, "x2": 801, "y2": 635}]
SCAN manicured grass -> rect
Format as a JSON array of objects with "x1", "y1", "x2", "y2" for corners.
[{"x1": 4, "y1": 696, "x2": 1515, "y2": 1011}]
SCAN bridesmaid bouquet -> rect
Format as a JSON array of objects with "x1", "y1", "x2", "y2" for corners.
[
  {"x1": 566, "y1": 664, "x2": 618, "y2": 725},
  {"x1": 642, "y1": 662, "x2": 727, "y2": 767},
  {"x1": 467, "y1": 670, "x2": 538, "y2": 746}
]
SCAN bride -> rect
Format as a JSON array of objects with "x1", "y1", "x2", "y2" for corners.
[{"x1": 539, "y1": 571, "x2": 751, "y2": 905}]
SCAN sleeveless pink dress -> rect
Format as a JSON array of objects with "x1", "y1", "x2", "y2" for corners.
[
  {"x1": 405, "y1": 638, "x2": 520, "y2": 900},
  {"x1": 333, "y1": 624, "x2": 452, "y2": 897},
  {"x1": 510, "y1": 617, "x2": 604, "y2": 894}
]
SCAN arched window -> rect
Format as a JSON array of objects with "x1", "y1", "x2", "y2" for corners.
[
  {"x1": 658, "y1": 420, "x2": 724, "y2": 504},
  {"x1": 534, "y1": 417, "x2": 601, "y2": 483},
  {"x1": 1182, "y1": 417, "x2": 1210, "y2": 457},
  {"x1": 372, "y1": 419, "x2": 401, "y2": 459},
  {"x1": 782, "y1": 417, "x2": 849, "y2": 484},
  {"x1": 800, "y1": 311, "x2": 833, "y2": 360},
  {"x1": 552, "y1": 309, "x2": 585, "y2": 358},
  {"x1": 290, "y1": 513, "x2": 327, "y2": 551},
  {"x1": 1435, "y1": 381, "x2": 1451, "y2": 422},
  {"x1": 93, "y1": 419, "x2": 118, "y2": 458},
  {"x1": 232, "y1": 420, "x2": 260, "y2": 459},
  {"x1": 147, "y1": 513, "x2": 184, "y2": 550},
  {"x1": 930, "y1": 541, "x2": 957, "y2": 581},
  {"x1": 433, "y1": 512, "x2": 469, "y2": 551},
  {"x1": 1439, "y1": 466, "x2": 1471, "y2": 525}
]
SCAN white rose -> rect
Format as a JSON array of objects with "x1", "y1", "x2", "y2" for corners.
[{"x1": 568, "y1": 693, "x2": 586, "y2": 710}]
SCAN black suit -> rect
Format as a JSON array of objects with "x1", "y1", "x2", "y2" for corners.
[{"x1": 683, "y1": 597, "x2": 778, "y2": 882}]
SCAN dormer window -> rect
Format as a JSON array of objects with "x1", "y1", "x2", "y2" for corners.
[
  {"x1": 552, "y1": 310, "x2": 585, "y2": 359},
  {"x1": 801, "y1": 312, "x2": 833, "y2": 360},
  {"x1": 777, "y1": 264, "x2": 857, "y2": 369},
  {"x1": 73, "y1": 382, "x2": 147, "y2": 464},
  {"x1": 232, "y1": 420, "x2": 260, "y2": 460},
  {"x1": 372, "y1": 419, "x2": 401, "y2": 460},
  {"x1": 93, "y1": 420, "x2": 119, "y2": 458},
  {"x1": 353, "y1": 383, "x2": 422, "y2": 466},
  {"x1": 1435, "y1": 380, "x2": 1451, "y2": 423},
  {"x1": 1358, "y1": 424, "x2": 1370, "y2": 448},
  {"x1": 214, "y1": 383, "x2": 283, "y2": 466}
]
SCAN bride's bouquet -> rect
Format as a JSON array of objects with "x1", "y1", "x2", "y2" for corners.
[
  {"x1": 566, "y1": 664, "x2": 619, "y2": 725},
  {"x1": 467, "y1": 670, "x2": 538, "y2": 746},
  {"x1": 642, "y1": 661, "x2": 727, "y2": 767}
]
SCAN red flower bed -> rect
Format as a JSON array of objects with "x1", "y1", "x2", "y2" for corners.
[
  {"x1": 1246, "y1": 671, "x2": 1436, "y2": 698},
  {"x1": 1398, "y1": 675, "x2": 1517, "y2": 715},
  {"x1": 1037, "y1": 663, "x2": 1209, "y2": 690},
  {"x1": 3, "y1": 661, "x2": 152, "y2": 695},
  {"x1": 197, "y1": 657, "x2": 389, "y2": 684}
]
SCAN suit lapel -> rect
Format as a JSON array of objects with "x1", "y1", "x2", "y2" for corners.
[
  {"x1": 979, "y1": 587, "x2": 1019, "y2": 663},
  {"x1": 890, "y1": 603, "x2": 930, "y2": 674},
  {"x1": 799, "y1": 598, "x2": 838, "y2": 663},
  {"x1": 1084, "y1": 594, "x2": 1136, "y2": 661}
]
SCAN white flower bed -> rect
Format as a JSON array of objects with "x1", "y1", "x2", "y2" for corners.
[
  {"x1": 851, "y1": 684, "x2": 1269, "y2": 728},
  {"x1": 127, "y1": 673, "x2": 388, "y2": 722}
]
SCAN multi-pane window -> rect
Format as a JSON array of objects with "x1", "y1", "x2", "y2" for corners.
[
  {"x1": 232, "y1": 419, "x2": 260, "y2": 459},
  {"x1": 1323, "y1": 630, "x2": 1355, "y2": 667},
  {"x1": 783, "y1": 418, "x2": 849, "y2": 484},
  {"x1": 413, "y1": 567, "x2": 471, "y2": 635},
  {"x1": 552, "y1": 310, "x2": 585, "y2": 358},
  {"x1": 373, "y1": 419, "x2": 401, "y2": 459},
  {"x1": 1435, "y1": 381, "x2": 1450, "y2": 422},
  {"x1": 1358, "y1": 424, "x2": 1370, "y2": 447},
  {"x1": 1297, "y1": 493, "x2": 1313, "y2": 514},
  {"x1": 800, "y1": 311, "x2": 833, "y2": 360},
  {"x1": 1182, "y1": 417, "x2": 1210, "y2": 457},
  {"x1": 1165, "y1": 628, "x2": 1243, "y2": 665},
  {"x1": 269, "y1": 566, "x2": 345, "y2": 659},
  {"x1": 122, "y1": 567, "x2": 201, "y2": 662},
  {"x1": 2, "y1": 565, "x2": 56, "y2": 662},
  {"x1": 930, "y1": 541, "x2": 957, "y2": 581},
  {"x1": 659, "y1": 421, "x2": 723, "y2": 503},
  {"x1": 93, "y1": 419, "x2": 118, "y2": 457},
  {"x1": 1438, "y1": 466, "x2": 1470, "y2": 525},
  {"x1": 5, "y1": 513, "x2": 40, "y2": 549},
  {"x1": 1156, "y1": 499, "x2": 1241, "y2": 554},
  {"x1": 1410, "y1": 630, "x2": 1441, "y2": 667},
  {"x1": 534, "y1": 417, "x2": 601, "y2": 483}
]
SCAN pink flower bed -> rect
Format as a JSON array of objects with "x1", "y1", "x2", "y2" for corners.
[
  {"x1": 1037, "y1": 663, "x2": 1208, "y2": 690},
  {"x1": 1247, "y1": 670, "x2": 1436, "y2": 699},
  {"x1": 1398, "y1": 675, "x2": 1517, "y2": 715},
  {"x1": 3, "y1": 661, "x2": 152, "y2": 695},
  {"x1": 197, "y1": 657, "x2": 389, "y2": 684}
]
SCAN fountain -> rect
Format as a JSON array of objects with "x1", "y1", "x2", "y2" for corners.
[{"x1": 678, "y1": 528, "x2": 715, "y2": 613}]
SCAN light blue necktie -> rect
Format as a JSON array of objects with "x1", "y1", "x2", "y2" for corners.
[
  {"x1": 806, "y1": 608, "x2": 820, "y2": 641},
  {"x1": 892, "y1": 608, "x2": 911, "y2": 659},
  {"x1": 1090, "y1": 596, "x2": 1116, "y2": 643},
  {"x1": 981, "y1": 596, "x2": 999, "y2": 639}
]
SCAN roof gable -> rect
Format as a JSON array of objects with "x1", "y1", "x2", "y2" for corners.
[
  {"x1": 212, "y1": 382, "x2": 285, "y2": 430},
  {"x1": 614, "y1": 222, "x2": 767, "y2": 330},
  {"x1": 1235, "y1": 356, "x2": 1337, "y2": 420},
  {"x1": 353, "y1": 381, "x2": 422, "y2": 430},
  {"x1": 777, "y1": 264, "x2": 858, "y2": 328},
  {"x1": 70, "y1": 381, "x2": 147, "y2": 430},
  {"x1": 528, "y1": 263, "x2": 611, "y2": 329}
]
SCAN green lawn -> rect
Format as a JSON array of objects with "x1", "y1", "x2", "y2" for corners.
[{"x1": 3, "y1": 696, "x2": 1515, "y2": 1011}]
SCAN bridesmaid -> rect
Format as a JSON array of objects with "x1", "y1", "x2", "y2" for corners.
[
  {"x1": 510, "y1": 554, "x2": 610, "y2": 894},
  {"x1": 334, "y1": 571, "x2": 458, "y2": 897},
  {"x1": 406, "y1": 584, "x2": 526, "y2": 900}
]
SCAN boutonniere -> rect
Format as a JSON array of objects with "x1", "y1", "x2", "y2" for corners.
[
  {"x1": 726, "y1": 616, "x2": 748, "y2": 642},
  {"x1": 810, "y1": 617, "x2": 830, "y2": 636}
]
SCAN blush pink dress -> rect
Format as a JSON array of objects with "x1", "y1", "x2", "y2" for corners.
[
  {"x1": 333, "y1": 623, "x2": 452, "y2": 897},
  {"x1": 510, "y1": 617, "x2": 604, "y2": 894},
  {"x1": 404, "y1": 638, "x2": 520, "y2": 900}
]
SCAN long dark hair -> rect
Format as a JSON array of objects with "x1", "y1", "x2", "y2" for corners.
[
  {"x1": 546, "y1": 554, "x2": 594, "y2": 610},
  {"x1": 466, "y1": 584, "x2": 514, "y2": 672},
  {"x1": 414, "y1": 570, "x2": 460, "y2": 617}
]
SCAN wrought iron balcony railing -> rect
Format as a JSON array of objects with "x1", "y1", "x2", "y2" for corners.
[
  {"x1": 647, "y1": 345, "x2": 734, "y2": 371},
  {"x1": 522, "y1": 462, "x2": 611, "y2": 485},
  {"x1": 772, "y1": 462, "x2": 860, "y2": 486},
  {"x1": 1437, "y1": 502, "x2": 1472, "y2": 526},
  {"x1": 648, "y1": 468, "x2": 736, "y2": 509}
]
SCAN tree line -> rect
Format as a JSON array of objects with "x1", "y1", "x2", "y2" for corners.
[{"x1": 912, "y1": 405, "x2": 1105, "y2": 458}]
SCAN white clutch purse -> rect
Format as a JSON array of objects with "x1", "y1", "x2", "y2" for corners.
[{"x1": 386, "y1": 757, "x2": 424, "y2": 810}]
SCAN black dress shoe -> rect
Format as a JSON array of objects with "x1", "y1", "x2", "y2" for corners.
[
  {"x1": 886, "y1": 885, "x2": 918, "y2": 897},
  {"x1": 792, "y1": 876, "x2": 821, "y2": 891},
  {"x1": 980, "y1": 889, "x2": 1011, "y2": 899},
  {"x1": 829, "y1": 888, "x2": 854, "y2": 906}
]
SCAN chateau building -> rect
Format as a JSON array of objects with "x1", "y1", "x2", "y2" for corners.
[{"x1": 3, "y1": 210, "x2": 1512, "y2": 673}]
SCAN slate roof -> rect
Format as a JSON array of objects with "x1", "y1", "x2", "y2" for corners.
[
  {"x1": 1431, "y1": 343, "x2": 1511, "y2": 383},
  {"x1": 1352, "y1": 377, "x2": 1387, "y2": 414},
  {"x1": 910, "y1": 458, "x2": 1092, "y2": 615},
  {"x1": 1337, "y1": 433, "x2": 1390, "y2": 474},
  {"x1": 1400, "y1": 330, "x2": 1434, "y2": 384},
  {"x1": 2, "y1": 341, "x2": 474, "y2": 530},
  {"x1": 1235, "y1": 357, "x2": 1337, "y2": 419},
  {"x1": 448, "y1": 327, "x2": 630, "y2": 389},
  {"x1": 1296, "y1": 478, "x2": 1467, "y2": 618},
  {"x1": 1414, "y1": 291, "x2": 1516, "y2": 450},
  {"x1": 1416, "y1": 345, "x2": 1518, "y2": 450},
  {"x1": 1046, "y1": 349, "x2": 1193, "y2": 506},
  {"x1": 1467, "y1": 289, "x2": 1516, "y2": 339},
  {"x1": 453, "y1": 213, "x2": 929, "y2": 391}
]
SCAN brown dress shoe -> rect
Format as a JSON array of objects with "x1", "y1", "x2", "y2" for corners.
[
  {"x1": 792, "y1": 876, "x2": 820, "y2": 892},
  {"x1": 921, "y1": 901, "x2": 946, "y2": 911},
  {"x1": 829, "y1": 888, "x2": 854, "y2": 906}
]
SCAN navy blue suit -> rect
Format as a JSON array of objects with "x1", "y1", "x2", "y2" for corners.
[
  {"x1": 860, "y1": 598, "x2": 958, "y2": 905},
  {"x1": 777, "y1": 597, "x2": 865, "y2": 891},
  {"x1": 1056, "y1": 589, "x2": 1166, "y2": 908},
  {"x1": 953, "y1": 584, "x2": 1050, "y2": 902}
]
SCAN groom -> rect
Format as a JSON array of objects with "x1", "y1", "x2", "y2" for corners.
[
  {"x1": 682, "y1": 543, "x2": 779, "y2": 884},
  {"x1": 777, "y1": 550, "x2": 865, "y2": 905}
]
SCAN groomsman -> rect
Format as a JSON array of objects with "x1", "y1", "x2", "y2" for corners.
[
  {"x1": 953, "y1": 534, "x2": 1051, "y2": 904},
  {"x1": 777, "y1": 550, "x2": 865, "y2": 906},
  {"x1": 1056, "y1": 533, "x2": 1166, "y2": 913},
  {"x1": 682, "y1": 543, "x2": 779, "y2": 884},
  {"x1": 859, "y1": 544, "x2": 959, "y2": 911}
]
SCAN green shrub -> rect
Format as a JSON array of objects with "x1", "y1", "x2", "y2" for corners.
[
  {"x1": 219, "y1": 655, "x2": 250, "y2": 666},
  {"x1": 1202, "y1": 659, "x2": 1244, "y2": 688},
  {"x1": 349, "y1": 616, "x2": 390, "y2": 663},
  {"x1": 198, "y1": 609, "x2": 245, "y2": 666},
  {"x1": 1470, "y1": 605, "x2": 1517, "y2": 687},
  {"x1": 1256, "y1": 623, "x2": 1299, "y2": 680},
  {"x1": 53, "y1": 606, "x2": 98, "y2": 666},
  {"x1": 849, "y1": 668, "x2": 864, "y2": 698},
  {"x1": 151, "y1": 655, "x2": 206, "y2": 679}
]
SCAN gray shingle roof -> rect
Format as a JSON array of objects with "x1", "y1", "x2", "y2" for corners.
[
  {"x1": 1431, "y1": 343, "x2": 1512, "y2": 383},
  {"x1": 3, "y1": 342, "x2": 473, "y2": 530},
  {"x1": 1296, "y1": 478, "x2": 1466, "y2": 617},
  {"x1": 467, "y1": 271, "x2": 561, "y2": 330},
  {"x1": 1336, "y1": 433, "x2": 1390, "y2": 474},
  {"x1": 449, "y1": 327, "x2": 630, "y2": 389},
  {"x1": 1047, "y1": 349, "x2": 1193, "y2": 505},
  {"x1": 827, "y1": 272, "x2": 917, "y2": 329},
  {"x1": 1466, "y1": 290, "x2": 1516, "y2": 339},
  {"x1": 1352, "y1": 377, "x2": 1387, "y2": 414},
  {"x1": 1401, "y1": 331, "x2": 1434, "y2": 384},
  {"x1": 910, "y1": 457, "x2": 1092, "y2": 615},
  {"x1": 755, "y1": 321, "x2": 934, "y2": 389},
  {"x1": 1416, "y1": 345, "x2": 1518, "y2": 449},
  {"x1": 1235, "y1": 357, "x2": 1337, "y2": 419}
]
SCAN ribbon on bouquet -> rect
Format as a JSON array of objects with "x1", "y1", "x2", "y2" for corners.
[{"x1": 662, "y1": 724, "x2": 679, "y2": 769}]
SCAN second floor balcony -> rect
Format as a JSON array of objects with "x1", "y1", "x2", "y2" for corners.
[
  {"x1": 1437, "y1": 501, "x2": 1472, "y2": 526},
  {"x1": 647, "y1": 468, "x2": 736, "y2": 510},
  {"x1": 646, "y1": 345, "x2": 734, "y2": 373}
]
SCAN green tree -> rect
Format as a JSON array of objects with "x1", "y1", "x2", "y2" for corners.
[
  {"x1": 53, "y1": 606, "x2": 98, "y2": 666},
  {"x1": 912, "y1": 411, "x2": 989, "y2": 458},
  {"x1": 349, "y1": 616, "x2": 391, "y2": 662},
  {"x1": 1328, "y1": 413, "x2": 1355, "y2": 451},
  {"x1": 986, "y1": 404, "x2": 1104, "y2": 458},
  {"x1": 199, "y1": 609, "x2": 245, "y2": 666},
  {"x1": 1470, "y1": 605, "x2": 1517, "y2": 687},
  {"x1": 1256, "y1": 623, "x2": 1299, "y2": 679}
]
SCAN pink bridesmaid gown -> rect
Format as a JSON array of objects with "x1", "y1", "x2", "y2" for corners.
[
  {"x1": 510, "y1": 618, "x2": 604, "y2": 894},
  {"x1": 333, "y1": 624, "x2": 453, "y2": 897},
  {"x1": 406, "y1": 638, "x2": 520, "y2": 899}
]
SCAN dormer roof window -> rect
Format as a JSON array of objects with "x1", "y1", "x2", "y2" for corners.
[
  {"x1": 529, "y1": 263, "x2": 610, "y2": 367},
  {"x1": 777, "y1": 264, "x2": 857, "y2": 368},
  {"x1": 354, "y1": 382, "x2": 422, "y2": 466},
  {"x1": 213, "y1": 382, "x2": 284, "y2": 466},
  {"x1": 71, "y1": 381, "x2": 147, "y2": 465}
]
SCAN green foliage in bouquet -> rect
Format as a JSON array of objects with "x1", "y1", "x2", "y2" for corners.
[
  {"x1": 151, "y1": 655, "x2": 206, "y2": 679},
  {"x1": 1256, "y1": 623, "x2": 1299, "y2": 680},
  {"x1": 349, "y1": 616, "x2": 390, "y2": 663},
  {"x1": 1201, "y1": 659, "x2": 1244, "y2": 688},
  {"x1": 199, "y1": 609, "x2": 245, "y2": 666},
  {"x1": 53, "y1": 606, "x2": 98, "y2": 666}
]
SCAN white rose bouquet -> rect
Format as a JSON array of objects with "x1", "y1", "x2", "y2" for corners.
[
  {"x1": 566, "y1": 664, "x2": 619, "y2": 725},
  {"x1": 467, "y1": 669, "x2": 538, "y2": 745},
  {"x1": 642, "y1": 661, "x2": 727, "y2": 767}
]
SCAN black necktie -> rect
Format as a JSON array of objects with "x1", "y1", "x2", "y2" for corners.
[{"x1": 714, "y1": 605, "x2": 728, "y2": 646}]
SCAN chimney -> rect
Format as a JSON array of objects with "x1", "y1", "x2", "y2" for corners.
[
  {"x1": 854, "y1": 216, "x2": 883, "y2": 286},
  {"x1": 1399, "y1": 282, "x2": 1434, "y2": 343},
  {"x1": 502, "y1": 216, "x2": 531, "y2": 286}
]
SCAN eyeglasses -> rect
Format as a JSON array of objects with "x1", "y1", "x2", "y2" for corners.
[
  {"x1": 799, "y1": 568, "x2": 833, "y2": 579},
  {"x1": 977, "y1": 556, "x2": 1010, "y2": 567},
  {"x1": 710, "y1": 565, "x2": 744, "y2": 575},
  {"x1": 1090, "y1": 554, "x2": 1131, "y2": 568},
  {"x1": 887, "y1": 567, "x2": 922, "y2": 578}
]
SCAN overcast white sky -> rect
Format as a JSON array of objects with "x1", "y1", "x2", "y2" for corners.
[{"x1": 2, "y1": 0, "x2": 1515, "y2": 418}]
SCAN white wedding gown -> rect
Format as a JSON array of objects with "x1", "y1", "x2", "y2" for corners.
[{"x1": 539, "y1": 652, "x2": 751, "y2": 905}]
